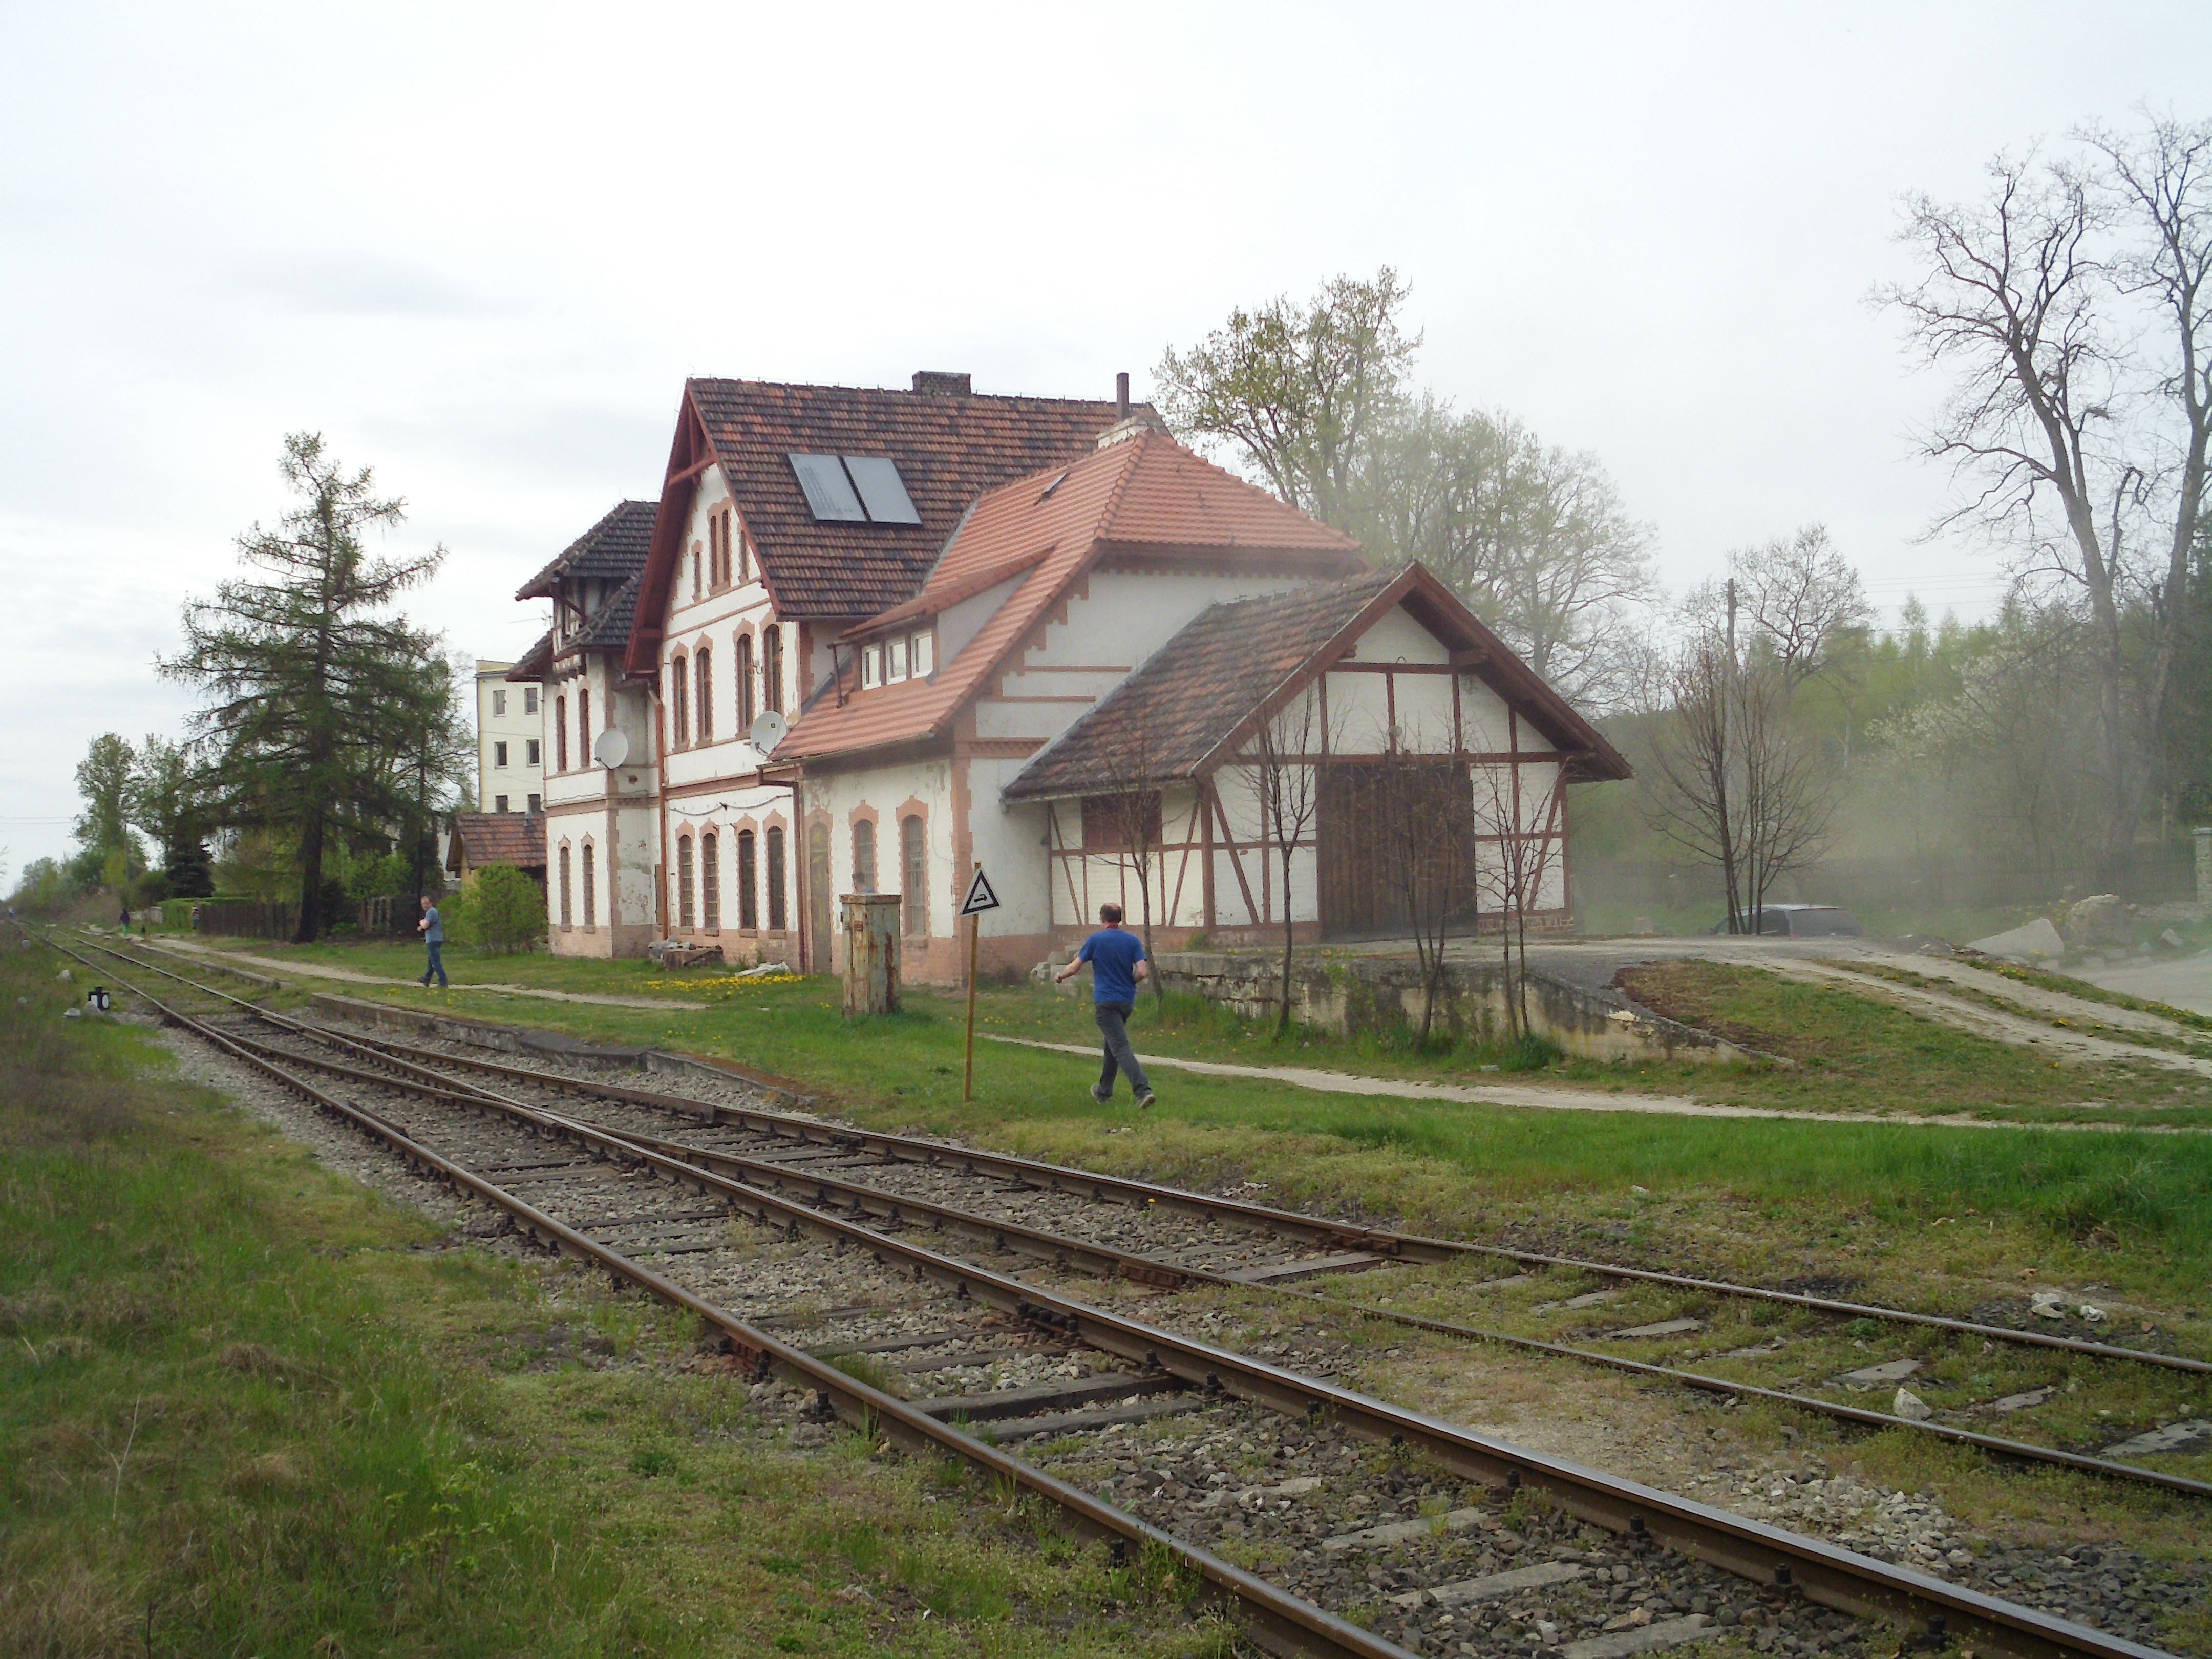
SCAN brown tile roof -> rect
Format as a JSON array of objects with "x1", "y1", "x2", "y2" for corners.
[
  {"x1": 622, "y1": 381, "x2": 1139, "y2": 671},
  {"x1": 1006, "y1": 572, "x2": 1398, "y2": 797},
  {"x1": 508, "y1": 630, "x2": 554, "y2": 681},
  {"x1": 452, "y1": 812, "x2": 547, "y2": 871},
  {"x1": 779, "y1": 428, "x2": 1367, "y2": 764},
  {"x1": 516, "y1": 500, "x2": 658, "y2": 601},
  {"x1": 1005, "y1": 563, "x2": 1632, "y2": 799},
  {"x1": 565, "y1": 573, "x2": 641, "y2": 656}
]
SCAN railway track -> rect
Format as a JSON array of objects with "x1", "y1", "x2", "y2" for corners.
[
  {"x1": 38, "y1": 931, "x2": 2199, "y2": 1659},
  {"x1": 82, "y1": 933, "x2": 2212, "y2": 1504}
]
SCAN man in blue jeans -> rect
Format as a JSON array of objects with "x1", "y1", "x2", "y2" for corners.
[
  {"x1": 1054, "y1": 902, "x2": 1155, "y2": 1108},
  {"x1": 416, "y1": 893, "x2": 448, "y2": 988}
]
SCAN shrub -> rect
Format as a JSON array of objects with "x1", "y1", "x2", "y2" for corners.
[{"x1": 461, "y1": 864, "x2": 545, "y2": 955}]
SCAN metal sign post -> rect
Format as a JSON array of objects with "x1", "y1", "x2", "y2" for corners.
[{"x1": 959, "y1": 864, "x2": 1000, "y2": 1101}]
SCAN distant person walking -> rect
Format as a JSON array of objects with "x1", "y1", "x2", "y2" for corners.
[
  {"x1": 1054, "y1": 902, "x2": 1155, "y2": 1108},
  {"x1": 416, "y1": 894, "x2": 448, "y2": 989}
]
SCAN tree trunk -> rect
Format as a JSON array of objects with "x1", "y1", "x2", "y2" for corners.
[
  {"x1": 294, "y1": 805, "x2": 325, "y2": 943},
  {"x1": 1278, "y1": 852, "x2": 1295, "y2": 1037}
]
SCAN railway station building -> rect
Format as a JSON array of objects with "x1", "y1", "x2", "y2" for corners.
[{"x1": 508, "y1": 372, "x2": 1628, "y2": 979}]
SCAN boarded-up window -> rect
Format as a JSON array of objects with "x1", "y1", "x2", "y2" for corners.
[
  {"x1": 1081, "y1": 793, "x2": 1162, "y2": 853},
  {"x1": 762, "y1": 626, "x2": 784, "y2": 714},
  {"x1": 900, "y1": 814, "x2": 926, "y2": 938},
  {"x1": 736, "y1": 633, "x2": 756, "y2": 735},
  {"x1": 852, "y1": 819, "x2": 877, "y2": 893},
  {"x1": 677, "y1": 836, "x2": 694, "y2": 929},
  {"x1": 559, "y1": 845, "x2": 572, "y2": 928},
  {"x1": 737, "y1": 829, "x2": 758, "y2": 930},
  {"x1": 695, "y1": 647, "x2": 713, "y2": 742},
  {"x1": 555, "y1": 697, "x2": 568, "y2": 771},
  {"x1": 767, "y1": 826, "x2": 788, "y2": 932},
  {"x1": 582, "y1": 843, "x2": 596, "y2": 927},
  {"x1": 670, "y1": 657, "x2": 689, "y2": 746},
  {"x1": 701, "y1": 833, "x2": 719, "y2": 930}
]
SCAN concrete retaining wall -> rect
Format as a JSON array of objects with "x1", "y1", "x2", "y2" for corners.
[{"x1": 1152, "y1": 951, "x2": 1764, "y2": 1066}]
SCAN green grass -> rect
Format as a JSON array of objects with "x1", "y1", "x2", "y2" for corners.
[
  {"x1": 0, "y1": 942, "x2": 1244, "y2": 1657},
  {"x1": 224, "y1": 953, "x2": 2212, "y2": 1300}
]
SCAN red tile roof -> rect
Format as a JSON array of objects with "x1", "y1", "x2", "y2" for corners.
[
  {"x1": 778, "y1": 428, "x2": 1366, "y2": 764},
  {"x1": 451, "y1": 812, "x2": 547, "y2": 872},
  {"x1": 623, "y1": 379, "x2": 1139, "y2": 675}
]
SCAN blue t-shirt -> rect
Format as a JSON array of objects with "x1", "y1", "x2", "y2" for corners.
[
  {"x1": 423, "y1": 906, "x2": 444, "y2": 944},
  {"x1": 1077, "y1": 928, "x2": 1145, "y2": 1004}
]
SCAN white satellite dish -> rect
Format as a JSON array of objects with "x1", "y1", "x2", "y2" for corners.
[
  {"x1": 750, "y1": 710, "x2": 788, "y2": 755},
  {"x1": 592, "y1": 727, "x2": 630, "y2": 770}
]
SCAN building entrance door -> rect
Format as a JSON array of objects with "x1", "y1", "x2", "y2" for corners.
[{"x1": 1316, "y1": 761, "x2": 1478, "y2": 939}]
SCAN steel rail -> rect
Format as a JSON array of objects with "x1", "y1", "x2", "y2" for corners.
[
  {"x1": 86, "y1": 934, "x2": 2212, "y2": 1379},
  {"x1": 29, "y1": 929, "x2": 1414, "y2": 1659},
  {"x1": 214, "y1": 1013, "x2": 2212, "y2": 1504},
  {"x1": 68, "y1": 946, "x2": 2180, "y2": 1659}
]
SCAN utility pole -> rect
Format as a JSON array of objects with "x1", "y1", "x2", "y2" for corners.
[{"x1": 1721, "y1": 577, "x2": 1739, "y2": 934}]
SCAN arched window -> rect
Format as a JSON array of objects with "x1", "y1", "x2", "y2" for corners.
[
  {"x1": 559, "y1": 844, "x2": 572, "y2": 927},
  {"x1": 736, "y1": 632, "x2": 756, "y2": 736},
  {"x1": 806, "y1": 823, "x2": 831, "y2": 949},
  {"x1": 762, "y1": 625, "x2": 784, "y2": 714},
  {"x1": 670, "y1": 656, "x2": 689, "y2": 746},
  {"x1": 701, "y1": 833, "x2": 720, "y2": 929},
  {"x1": 852, "y1": 819, "x2": 877, "y2": 894},
  {"x1": 582, "y1": 843, "x2": 597, "y2": 927},
  {"x1": 766, "y1": 826, "x2": 788, "y2": 932},
  {"x1": 695, "y1": 646, "x2": 713, "y2": 742},
  {"x1": 900, "y1": 814, "x2": 926, "y2": 938},
  {"x1": 677, "y1": 836, "x2": 695, "y2": 929},
  {"x1": 555, "y1": 696, "x2": 569, "y2": 772},
  {"x1": 578, "y1": 688, "x2": 591, "y2": 751},
  {"x1": 737, "y1": 829, "x2": 758, "y2": 930}
]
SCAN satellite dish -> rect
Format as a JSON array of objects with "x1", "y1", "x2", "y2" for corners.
[
  {"x1": 592, "y1": 727, "x2": 630, "y2": 770},
  {"x1": 750, "y1": 710, "x2": 788, "y2": 755}
]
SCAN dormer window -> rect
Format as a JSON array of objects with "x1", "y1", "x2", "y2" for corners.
[{"x1": 857, "y1": 627, "x2": 933, "y2": 691}]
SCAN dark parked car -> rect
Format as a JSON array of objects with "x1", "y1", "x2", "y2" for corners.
[{"x1": 1707, "y1": 903, "x2": 1864, "y2": 938}]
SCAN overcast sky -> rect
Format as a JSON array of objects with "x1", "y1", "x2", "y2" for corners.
[{"x1": 3, "y1": 2, "x2": 2205, "y2": 876}]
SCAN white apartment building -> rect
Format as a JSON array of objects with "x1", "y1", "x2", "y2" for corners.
[{"x1": 475, "y1": 658, "x2": 544, "y2": 814}]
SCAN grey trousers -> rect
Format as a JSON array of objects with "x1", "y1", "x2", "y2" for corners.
[{"x1": 1093, "y1": 1000, "x2": 1151, "y2": 1097}]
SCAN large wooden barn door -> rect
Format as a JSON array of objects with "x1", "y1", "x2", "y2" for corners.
[{"x1": 1317, "y1": 762, "x2": 1478, "y2": 940}]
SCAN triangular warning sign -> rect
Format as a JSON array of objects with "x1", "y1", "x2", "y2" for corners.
[{"x1": 960, "y1": 865, "x2": 1001, "y2": 916}]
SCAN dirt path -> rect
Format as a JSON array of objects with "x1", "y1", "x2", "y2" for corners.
[
  {"x1": 977, "y1": 1035, "x2": 2204, "y2": 1133},
  {"x1": 1758, "y1": 958, "x2": 2212, "y2": 1078},
  {"x1": 136, "y1": 935, "x2": 701, "y2": 1013}
]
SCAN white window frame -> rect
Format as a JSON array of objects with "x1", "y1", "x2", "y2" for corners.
[
  {"x1": 492, "y1": 689, "x2": 507, "y2": 717},
  {"x1": 525, "y1": 738, "x2": 540, "y2": 766},
  {"x1": 861, "y1": 644, "x2": 882, "y2": 689},
  {"x1": 524, "y1": 686, "x2": 539, "y2": 714},
  {"x1": 911, "y1": 629, "x2": 934, "y2": 677},
  {"x1": 886, "y1": 635, "x2": 908, "y2": 684}
]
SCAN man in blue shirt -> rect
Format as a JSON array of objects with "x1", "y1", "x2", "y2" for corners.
[
  {"x1": 416, "y1": 894, "x2": 448, "y2": 988},
  {"x1": 1054, "y1": 902, "x2": 1154, "y2": 1108}
]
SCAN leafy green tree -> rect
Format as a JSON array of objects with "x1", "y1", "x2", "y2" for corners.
[
  {"x1": 73, "y1": 734, "x2": 138, "y2": 862},
  {"x1": 127, "y1": 734, "x2": 215, "y2": 897},
  {"x1": 160, "y1": 434, "x2": 453, "y2": 942},
  {"x1": 1155, "y1": 267, "x2": 1418, "y2": 528}
]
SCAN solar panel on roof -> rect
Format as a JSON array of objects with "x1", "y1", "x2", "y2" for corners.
[
  {"x1": 789, "y1": 454, "x2": 867, "y2": 522},
  {"x1": 842, "y1": 456, "x2": 922, "y2": 524}
]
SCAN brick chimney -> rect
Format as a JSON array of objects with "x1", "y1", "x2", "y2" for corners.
[{"x1": 911, "y1": 371, "x2": 971, "y2": 396}]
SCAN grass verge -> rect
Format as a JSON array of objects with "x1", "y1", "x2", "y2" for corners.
[{"x1": 0, "y1": 942, "x2": 1240, "y2": 1657}]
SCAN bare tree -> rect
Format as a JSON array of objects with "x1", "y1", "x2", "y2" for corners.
[
  {"x1": 1646, "y1": 630, "x2": 1836, "y2": 932},
  {"x1": 1880, "y1": 114, "x2": 2212, "y2": 855},
  {"x1": 1367, "y1": 751, "x2": 1476, "y2": 1044},
  {"x1": 1472, "y1": 759, "x2": 1566, "y2": 1043},
  {"x1": 1087, "y1": 728, "x2": 1169, "y2": 1012},
  {"x1": 1244, "y1": 687, "x2": 1335, "y2": 1035}
]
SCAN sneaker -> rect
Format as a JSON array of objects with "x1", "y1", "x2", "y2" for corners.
[
  {"x1": 1090, "y1": 1086, "x2": 1112, "y2": 1105},
  {"x1": 1137, "y1": 1091, "x2": 1156, "y2": 1110}
]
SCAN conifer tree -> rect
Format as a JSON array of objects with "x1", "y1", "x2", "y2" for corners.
[{"x1": 161, "y1": 434, "x2": 459, "y2": 941}]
